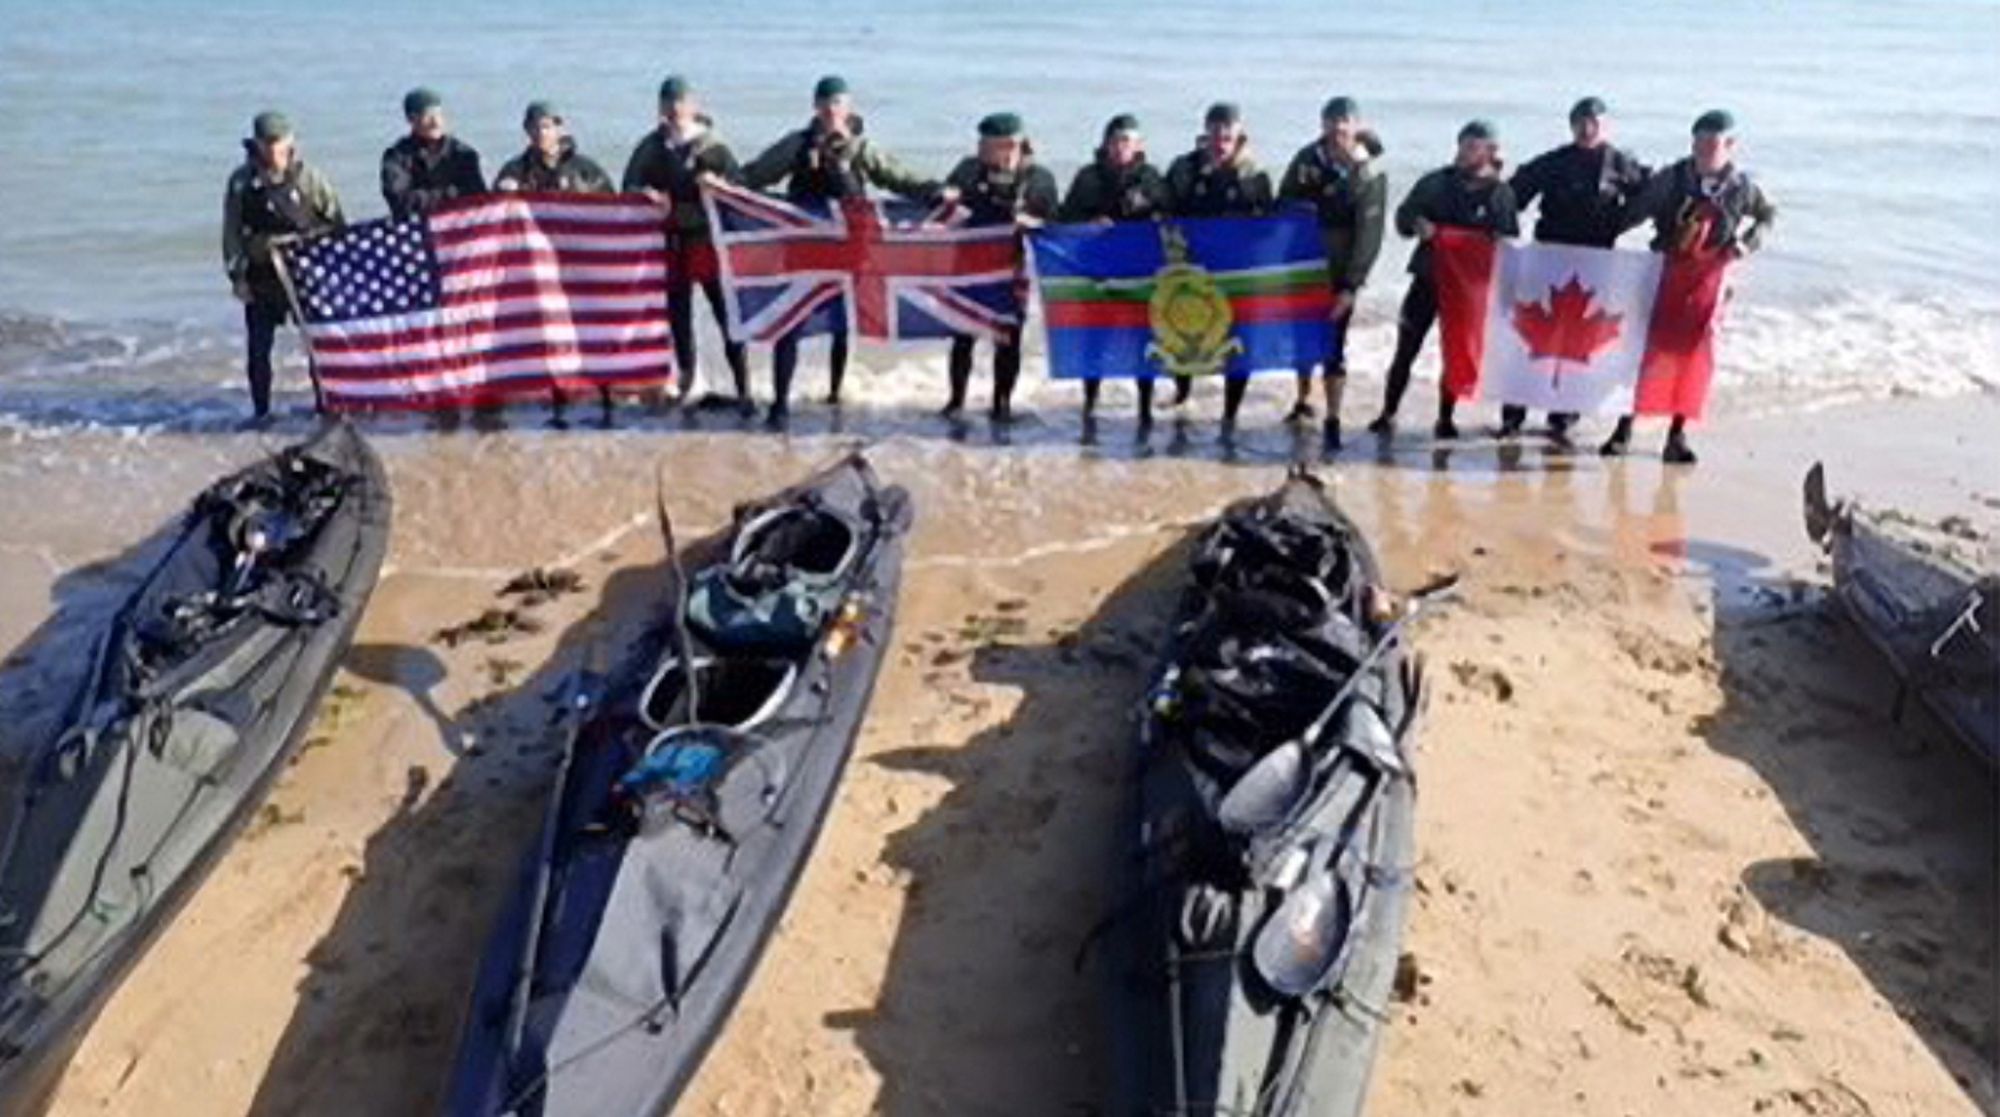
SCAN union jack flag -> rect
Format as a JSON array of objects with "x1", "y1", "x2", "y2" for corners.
[
  {"x1": 702, "y1": 181, "x2": 1022, "y2": 344},
  {"x1": 278, "y1": 194, "x2": 675, "y2": 410}
]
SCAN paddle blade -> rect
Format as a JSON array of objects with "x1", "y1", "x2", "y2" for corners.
[
  {"x1": 1803, "y1": 462, "x2": 1832, "y2": 547},
  {"x1": 1217, "y1": 742, "x2": 1308, "y2": 835},
  {"x1": 1336, "y1": 700, "x2": 1402, "y2": 775},
  {"x1": 1252, "y1": 868, "x2": 1354, "y2": 998}
]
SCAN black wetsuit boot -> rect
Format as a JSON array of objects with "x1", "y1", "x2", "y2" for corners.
[
  {"x1": 1434, "y1": 394, "x2": 1460, "y2": 440},
  {"x1": 1498, "y1": 404, "x2": 1527, "y2": 438},
  {"x1": 668, "y1": 275, "x2": 701, "y2": 398},
  {"x1": 700, "y1": 278, "x2": 753, "y2": 411},
  {"x1": 992, "y1": 340, "x2": 1022, "y2": 423},
  {"x1": 1600, "y1": 414, "x2": 1634, "y2": 456},
  {"x1": 1372, "y1": 275, "x2": 1437, "y2": 433},
  {"x1": 1663, "y1": 415, "x2": 1697, "y2": 464},
  {"x1": 770, "y1": 333, "x2": 800, "y2": 427},
  {"x1": 1322, "y1": 367, "x2": 1347, "y2": 452},
  {"x1": 1288, "y1": 370, "x2": 1317, "y2": 423},
  {"x1": 1221, "y1": 374, "x2": 1250, "y2": 432},
  {"x1": 243, "y1": 300, "x2": 282, "y2": 419},
  {"x1": 944, "y1": 336, "x2": 974, "y2": 416},
  {"x1": 826, "y1": 331, "x2": 849, "y2": 405}
]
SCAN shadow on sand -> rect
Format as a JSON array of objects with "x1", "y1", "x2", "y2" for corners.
[
  {"x1": 1696, "y1": 569, "x2": 1997, "y2": 1109},
  {"x1": 0, "y1": 509, "x2": 197, "y2": 1115},
  {"x1": 241, "y1": 549, "x2": 677, "y2": 1116},
  {"x1": 0, "y1": 524, "x2": 185, "y2": 787},
  {"x1": 829, "y1": 538, "x2": 1190, "y2": 1116}
]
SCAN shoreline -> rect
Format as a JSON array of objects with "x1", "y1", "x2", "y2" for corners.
[{"x1": 1, "y1": 393, "x2": 1993, "y2": 1116}]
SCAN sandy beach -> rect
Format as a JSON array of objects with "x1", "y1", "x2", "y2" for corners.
[{"x1": 1, "y1": 393, "x2": 1994, "y2": 1117}]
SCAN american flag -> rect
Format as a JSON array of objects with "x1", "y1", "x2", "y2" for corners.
[
  {"x1": 278, "y1": 194, "x2": 676, "y2": 409},
  {"x1": 702, "y1": 181, "x2": 1022, "y2": 344}
]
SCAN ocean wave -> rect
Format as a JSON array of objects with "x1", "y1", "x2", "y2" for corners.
[{"x1": 0, "y1": 289, "x2": 1993, "y2": 434}]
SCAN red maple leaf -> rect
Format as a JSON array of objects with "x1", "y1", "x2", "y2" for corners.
[{"x1": 1512, "y1": 275, "x2": 1624, "y2": 376}]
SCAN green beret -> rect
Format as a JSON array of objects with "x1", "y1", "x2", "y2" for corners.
[
  {"x1": 1570, "y1": 96, "x2": 1607, "y2": 121},
  {"x1": 658, "y1": 75, "x2": 691, "y2": 103},
  {"x1": 813, "y1": 75, "x2": 850, "y2": 102},
  {"x1": 403, "y1": 87, "x2": 443, "y2": 119},
  {"x1": 1458, "y1": 118, "x2": 1498, "y2": 142},
  {"x1": 1321, "y1": 96, "x2": 1359, "y2": 121},
  {"x1": 251, "y1": 111, "x2": 293, "y2": 143},
  {"x1": 1692, "y1": 109, "x2": 1735, "y2": 135},
  {"x1": 1103, "y1": 113, "x2": 1141, "y2": 140},
  {"x1": 523, "y1": 100, "x2": 562, "y2": 130},
  {"x1": 977, "y1": 112, "x2": 1024, "y2": 139},
  {"x1": 1205, "y1": 101, "x2": 1243, "y2": 127}
]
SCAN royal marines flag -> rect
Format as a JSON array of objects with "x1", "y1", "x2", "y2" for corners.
[
  {"x1": 278, "y1": 194, "x2": 675, "y2": 410},
  {"x1": 1028, "y1": 215, "x2": 1334, "y2": 379},
  {"x1": 702, "y1": 181, "x2": 1021, "y2": 344},
  {"x1": 1430, "y1": 227, "x2": 1733, "y2": 418}
]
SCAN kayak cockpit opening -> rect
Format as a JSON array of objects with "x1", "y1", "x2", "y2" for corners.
[
  {"x1": 128, "y1": 450, "x2": 353, "y2": 679},
  {"x1": 638, "y1": 655, "x2": 797, "y2": 732},
  {"x1": 732, "y1": 505, "x2": 859, "y2": 586}
]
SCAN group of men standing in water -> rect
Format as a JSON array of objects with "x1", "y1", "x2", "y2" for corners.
[{"x1": 223, "y1": 76, "x2": 1774, "y2": 463}]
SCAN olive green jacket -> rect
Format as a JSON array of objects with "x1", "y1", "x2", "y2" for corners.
[
  {"x1": 1163, "y1": 144, "x2": 1273, "y2": 217},
  {"x1": 1278, "y1": 141, "x2": 1388, "y2": 291},
  {"x1": 222, "y1": 157, "x2": 343, "y2": 293},
  {"x1": 740, "y1": 121, "x2": 937, "y2": 202},
  {"x1": 1059, "y1": 156, "x2": 1170, "y2": 222},
  {"x1": 622, "y1": 123, "x2": 742, "y2": 239}
]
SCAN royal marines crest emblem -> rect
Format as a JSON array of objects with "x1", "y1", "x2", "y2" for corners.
[{"x1": 1145, "y1": 223, "x2": 1243, "y2": 378}]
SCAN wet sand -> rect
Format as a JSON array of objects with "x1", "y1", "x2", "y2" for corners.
[{"x1": 3, "y1": 392, "x2": 1995, "y2": 1117}]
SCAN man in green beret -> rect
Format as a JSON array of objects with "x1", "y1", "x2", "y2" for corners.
[
  {"x1": 381, "y1": 87, "x2": 486, "y2": 221},
  {"x1": 1166, "y1": 101, "x2": 1274, "y2": 419},
  {"x1": 623, "y1": 75, "x2": 752, "y2": 411},
  {"x1": 741, "y1": 75, "x2": 942, "y2": 427},
  {"x1": 1602, "y1": 109, "x2": 1776, "y2": 464},
  {"x1": 1502, "y1": 96, "x2": 1651, "y2": 444},
  {"x1": 223, "y1": 111, "x2": 344, "y2": 421},
  {"x1": 1167, "y1": 102, "x2": 1273, "y2": 218},
  {"x1": 1061, "y1": 113, "x2": 1172, "y2": 431},
  {"x1": 1369, "y1": 118, "x2": 1519, "y2": 441},
  {"x1": 495, "y1": 102, "x2": 614, "y2": 194},
  {"x1": 939, "y1": 112, "x2": 1059, "y2": 423},
  {"x1": 1280, "y1": 95, "x2": 1388, "y2": 451}
]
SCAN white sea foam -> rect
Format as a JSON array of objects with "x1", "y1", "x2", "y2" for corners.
[{"x1": 0, "y1": 285, "x2": 1993, "y2": 434}]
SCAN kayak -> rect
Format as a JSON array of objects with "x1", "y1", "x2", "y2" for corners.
[
  {"x1": 444, "y1": 453, "x2": 913, "y2": 1117},
  {"x1": 1803, "y1": 463, "x2": 1997, "y2": 765},
  {"x1": 0, "y1": 420, "x2": 390, "y2": 1108},
  {"x1": 1107, "y1": 468, "x2": 1433, "y2": 1117}
]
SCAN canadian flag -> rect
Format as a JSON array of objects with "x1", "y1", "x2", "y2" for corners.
[{"x1": 1432, "y1": 228, "x2": 1732, "y2": 419}]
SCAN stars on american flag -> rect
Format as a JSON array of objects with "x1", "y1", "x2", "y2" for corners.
[{"x1": 287, "y1": 218, "x2": 440, "y2": 324}]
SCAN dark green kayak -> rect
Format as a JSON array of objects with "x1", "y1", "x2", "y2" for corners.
[
  {"x1": 444, "y1": 453, "x2": 912, "y2": 1117},
  {"x1": 0, "y1": 421, "x2": 391, "y2": 1110},
  {"x1": 1107, "y1": 468, "x2": 1436, "y2": 1117}
]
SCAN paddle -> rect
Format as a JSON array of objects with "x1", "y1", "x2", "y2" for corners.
[
  {"x1": 656, "y1": 462, "x2": 701, "y2": 723},
  {"x1": 501, "y1": 631, "x2": 607, "y2": 1075},
  {"x1": 1215, "y1": 571, "x2": 1458, "y2": 836},
  {"x1": 1802, "y1": 461, "x2": 1834, "y2": 547},
  {"x1": 1251, "y1": 805, "x2": 1382, "y2": 999}
]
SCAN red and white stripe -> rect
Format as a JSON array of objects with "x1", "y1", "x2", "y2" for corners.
[{"x1": 307, "y1": 193, "x2": 675, "y2": 410}]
